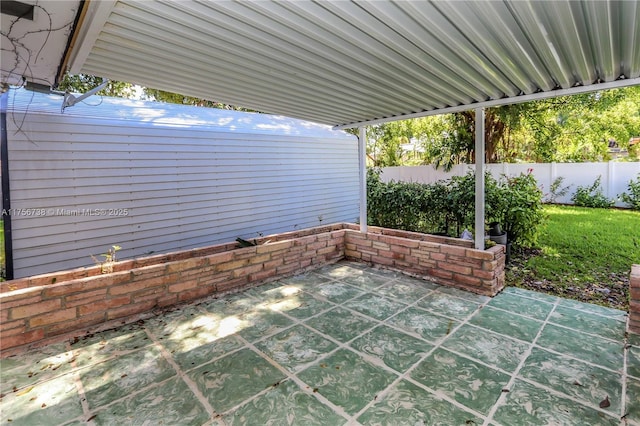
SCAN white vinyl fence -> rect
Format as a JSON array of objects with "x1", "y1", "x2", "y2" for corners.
[{"x1": 381, "y1": 162, "x2": 640, "y2": 207}]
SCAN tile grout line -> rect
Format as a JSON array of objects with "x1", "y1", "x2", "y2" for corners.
[
  {"x1": 234, "y1": 334, "x2": 353, "y2": 424},
  {"x1": 142, "y1": 325, "x2": 222, "y2": 424},
  {"x1": 480, "y1": 296, "x2": 563, "y2": 426},
  {"x1": 65, "y1": 340, "x2": 96, "y2": 426},
  {"x1": 348, "y1": 289, "x2": 494, "y2": 422}
]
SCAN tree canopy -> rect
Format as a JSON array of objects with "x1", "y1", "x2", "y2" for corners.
[{"x1": 366, "y1": 85, "x2": 640, "y2": 168}]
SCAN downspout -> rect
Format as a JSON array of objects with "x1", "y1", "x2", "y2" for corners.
[
  {"x1": 1, "y1": 92, "x2": 14, "y2": 279},
  {"x1": 358, "y1": 126, "x2": 367, "y2": 233},
  {"x1": 474, "y1": 108, "x2": 485, "y2": 250}
]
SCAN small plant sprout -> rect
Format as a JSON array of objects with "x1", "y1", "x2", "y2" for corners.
[{"x1": 91, "y1": 245, "x2": 121, "y2": 274}]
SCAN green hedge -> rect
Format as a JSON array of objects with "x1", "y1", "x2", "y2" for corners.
[{"x1": 367, "y1": 169, "x2": 545, "y2": 248}]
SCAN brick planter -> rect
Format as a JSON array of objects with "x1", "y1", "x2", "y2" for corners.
[
  {"x1": 629, "y1": 265, "x2": 640, "y2": 334},
  {"x1": 0, "y1": 224, "x2": 506, "y2": 353}
]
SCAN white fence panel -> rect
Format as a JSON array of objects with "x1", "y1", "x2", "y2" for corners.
[{"x1": 381, "y1": 162, "x2": 640, "y2": 207}]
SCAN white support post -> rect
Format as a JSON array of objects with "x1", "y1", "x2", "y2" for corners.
[
  {"x1": 474, "y1": 108, "x2": 485, "y2": 250},
  {"x1": 358, "y1": 126, "x2": 368, "y2": 233}
]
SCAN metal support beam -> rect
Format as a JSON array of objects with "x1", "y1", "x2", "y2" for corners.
[
  {"x1": 474, "y1": 108, "x2": 485, "y2": 250},
  {"x1": 358, "y1": 126, "x2": 367, "y2": 233}
]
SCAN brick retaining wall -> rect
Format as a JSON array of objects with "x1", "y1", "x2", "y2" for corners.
[
  {"x1": 629, "y1": 265, "x2": 640, "y2": 334},
  {"x1": 0, "y1": 224, "x2": 506, "y2": 353}
]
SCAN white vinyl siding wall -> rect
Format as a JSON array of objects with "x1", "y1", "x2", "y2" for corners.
[{"x1": 5, "y1": 90, "x2": 358, "y2": 278}]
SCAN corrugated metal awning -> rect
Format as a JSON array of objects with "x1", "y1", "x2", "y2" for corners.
[{"x1": 66, "y1": 0, "x2": 640, "y2": 128}]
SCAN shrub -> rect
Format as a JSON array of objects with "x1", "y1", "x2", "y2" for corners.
[
  {"x1": 620, "y1": 174, "x2": 640, "y2": 210},
  {"x1": 545, "y1": 176, "x2": 572, "y2": 204},
  {"x1": 571, "y1": 176, "x2": 614, "y2": 208},
  {"x1": 366, "y1": 168, "x2": 545, "y2": 248}
]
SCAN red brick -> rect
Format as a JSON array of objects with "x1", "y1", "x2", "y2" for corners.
[
  {"x1": 166, "y1": 257, "x2": 208, "y2": 274},
  {"x1": 417, "y1": 242, "x2": 442, "y2": 252},
  {"x1": 483, "y1": 260, "x2": 499, "y2": 270},
  {"x1": 248, "y1": 253, "x2": 271, "y2": 265},
  {"x1": 630, "y1": 286, "x2": 640, "y2": 301},
  {"x1": 217, "y1": 259, "x2": 249, "y2": 272},
  {"x1": 233, "y1": 264, "x2": 264, "y2": 279},
  {"x1": 431, "y1": 269, "x2": 453, "y2": 280},
  {"x1": 43, "y1": 273, "x2": 130, "y2": 297},
  {"x1": 257, "y1": 241, "x2": 293, "y2": 254},
  {"x1": 78, "y1": 296, "x2": 131, "y2": 316},
  {"x1": 0, "y1": 319, "x2": 25, "y2": 332},
  {"x1": 204, "y1": 250, "x2": 235, "y2": 265},
  {"x1": 217, "y1": 277, "x2": 249, "y2": 293},
  {"x1": 47, "y1": 312, "x2": 105, "y2": 336},
  {"x1": 169, "y1": 280, "x2": 198, "y2": 293},
  {"x1": 371, "y1": 255, "x2": 395, "y2": 266},
  {"x1": 157, "y1": 294, "x2": 179, "y2": 308},
  {"x1": 465, "y1": 249, "x2": 495, "y2": 260},
  {"x1": 345, "y1": 249, "x2": 361, "y2": 259},
  {"x1": 29, "y1": 307, "x2": 77, "y2": 327},
  {"x1": 418, "y1": 258, "x2": 437, "y2": 268},
  {"x1": 1, "y1": 294, "x2": 42, "y2": 309},
  {"x1": 441, "y1": 245, "x2": 466, "y2": 256},
  {"x1": 317, "y1": 246, "x2": 338, "y2": 256},
  {"x1": 109, "y1": 276, "x2": 164, "y2": 296},
  {"x1": 250, "y1": 269, "x2": 277, "y2": 283},
  {"x1": 178, "y1": 286, "x2": 216, "y2": 302},
  {"x1": 107, "y1": 301, "x2": 157, "y2": 320},
  {"x1": 11, "y1": 299, "x2": 61, "y2": 319},
  {"x1": 472, "y1": 269, "x2": 495, "y2": 280},
  {"x1": 453, "y1": 273, "x2": 482, "y2": 287},
  {"x1": 0, "y1": 329, "x2": 45, "y2": 350},
  {"x1": 307, "y1": 241, "x2": 328, "y2": 251}
]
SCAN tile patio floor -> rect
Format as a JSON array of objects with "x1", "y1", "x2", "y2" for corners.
[{"x1": 1, "y1": 261, "x2": 637, "y2": 425}]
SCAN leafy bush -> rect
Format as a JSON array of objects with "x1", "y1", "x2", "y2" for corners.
[
  {"x1": 571, "y1": 176, "x2": 614, "y2": 208},
  {"x1": 620, "y1": 174, "x2": 640, "y2": 210},
  {"x1": 367, "y1": 169, "x2": 545, "y2": 248},
  {"x1": 545, "y1": 176, "x2": 572, "y2": 204}
]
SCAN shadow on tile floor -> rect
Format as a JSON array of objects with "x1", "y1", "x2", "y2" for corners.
[{"x1": 1, "y1": 261, "x2": 636, "y2": 425}]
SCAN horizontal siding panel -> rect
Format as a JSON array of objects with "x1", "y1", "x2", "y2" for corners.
[{"x1": 6, "y1": 90, "x2": 359, "y2": 278}]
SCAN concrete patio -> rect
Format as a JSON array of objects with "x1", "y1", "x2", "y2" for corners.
[{"x1": 1, "y1": 261, "x2": 635, "y2": 425}]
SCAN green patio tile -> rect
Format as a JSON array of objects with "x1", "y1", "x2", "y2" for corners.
[
  {"x1": 278, "y1": 271, "x2": 333, "y2": 289},
  {"x1": 493, "y1": 379, "x2": 619, "y2": 426},
  {"x1": 340, "y1": 273, "x2": 391, "y2": 290},
  {"x1": 265, "y1": 291, "x2": 334, "y2": 319},
  {"x1": 411, "y1": 348, "x2": 510, "y2": 415},
  {"x1": 349, "y1": 325, "x2": 433, "y2": 373},
  {"x1": 225, "y1": 379, "x2": 346, "y2": 426},
  {"x1": 0, "y1": 342, "x2": 73, "y2": 395},
  {"x1": 188, "y1": 348, "x2": 286, "y2": 413},
  {"x1": 629, "y1": 333, "x2": 640, "y2": 348},
  {"x1": 304, "y1": 281, "x2": 365, "y2": 304},
  {"x1": 536, "y1": 324, "x2": 624, "y2": 371},
  {"x1": 304, "y1": 307, "x2": 378, "y2": 342},
  {"x1": 70, "y1": 324, "x2": 152, "y2": 367},
  {"x1": 387, "y1": 306, "x2": 457, "y2": 342},
  {"x1": 256, "y1": 325, "x2": 337, "y2": 372},
  {"x1": 91, "y1": 376, "x2": 209, "y2": 426},
  {"x1": 502, "y1": 286, "x2": 560, "y2": 304},
  {"x1": 487, "y1": 292, "x2": 554, "y2": 321},
  {"x1": 417, "y1": 292, "x2": 482, "y2": 320},
  {"x1": 436, "y1": 286, "x2": 490, "y2": 303},
  {"x1": 628, "y1": 346, "x2": 640, "y2": 379},
  {"x1": 146, "y1": 309, "x2": 244, "y2": 370},
  {"x1": 519, "y1": 347, "x2": 622, "y2": 415},
  {"x1": 235, "y1": 309, "x2": 295, "y2": 343},
  {"x1": 297, "y1": 349, "x2": 397, "y2": 415},
  {"x1": 442, "y1": 324, "x2": 530, "y2": 372},
  {"x1": 343, "y1": 294, "x2": 407, "y2": 321},
  {"x1": 547, "y1": 306, "x2": 626, "y2": 341},
  {"x1": 625, "y1": 377, "x2": 640, "y2": 424},
  {"x1": 316, "y1": 262, "x2": 367, "y2": 279},
  {"x1": 375, "y1": 278, "x2": 435, "y2": 304},
  {"x1": 0, "y1": 372, "x2": 83, "y2": 426},
  {"x1": 200, "y1": 293, "x2": 259, "y2": 316},
  {"x1": 244, "y1": 280, "x2": 305, "y2": 302},
  {"x1": 468, "y1": 306, "x2": 543, "y2": 342},
  {"x1": 358, "y1": 380, "x2": 482, "y2": 426},
  {"x1": 79, "y1": 346, "x2": 176, "y2": 409},
  {"x1": 557, "y1": 298, "x2": 627, "y2": 321}
]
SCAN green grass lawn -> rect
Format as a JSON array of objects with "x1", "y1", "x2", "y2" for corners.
[{"x1": 507, "y1": 205, "x2": 640, "y2": 310}]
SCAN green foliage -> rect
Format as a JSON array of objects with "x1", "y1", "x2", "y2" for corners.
[
  {"x1": 620, "y1": 174, "x2": 640, "y2": 210},
  {"x1": 58, "y1": 74, "x2": 136, "y2": 98},
  {"x1": 367, "y1": 169, "x2": 545, "y2": 247},
  {"x1": 366, "y1": 86, "x2": 640, "y2": 166},
  {"x1": 545, "y1": 176, "x2": 572, "y2": 204},
  {"x1": 571, "y1": 176, "x2": 614, "y2": 208}
]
